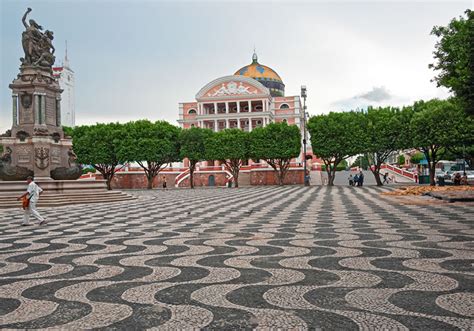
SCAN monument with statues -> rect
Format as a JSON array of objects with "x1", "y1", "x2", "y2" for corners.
[
  {"x1": 0, "y1": 8, "x2": 80, "y2": 181},
  {"x1": 0, "y1": 8, "x2": 133, "y2": 207}
]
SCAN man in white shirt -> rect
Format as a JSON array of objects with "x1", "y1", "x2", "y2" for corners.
[{"x1": 17, "y1": 176, "x2": 46, "y2": 226}]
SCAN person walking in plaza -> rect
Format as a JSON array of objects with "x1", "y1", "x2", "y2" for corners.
[
  {"x1": 383, "y1": 172, "x2": 389, "y2": 184},
  {"x1": 353, "y1": 173, "x2": 359, "y2": 186},
  {"x1": 17, "y1": 176, "x2": 46, "y2": 226},
  {"x1": 358, "y1": 171, "x2": 364, "y2": 187},
  {"x1": 162, "y1": 176, "x2": 167, "y2": 189}
]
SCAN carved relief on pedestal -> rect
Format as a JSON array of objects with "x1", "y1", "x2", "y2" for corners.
[
  {"x1": 21, "y1": 93, "x2": 32, "y2": 108},
  {"x1": 33, "y1": 126, "x2": 49, "y2": 136},
  {"x1": 51, "y1": 147, "x2": 61, "y2": 164},
  {"x1": 35, "y1": 147, "x2": 49, "y2": 169},
  {"x1": 16, "y1": 145, "x2": 32, "y2": 163}
]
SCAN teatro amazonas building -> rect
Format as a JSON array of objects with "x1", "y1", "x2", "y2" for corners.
[{"x1": 112, "y1": 52, "x2": 316, "y2": 188}]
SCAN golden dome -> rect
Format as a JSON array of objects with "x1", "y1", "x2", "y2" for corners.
[
  {"x1": 234, "y1": 52, "x2": 285, "y2": 96},
  {"x1": 234, "y1": 52, "x2": 283, "y2": 83}
]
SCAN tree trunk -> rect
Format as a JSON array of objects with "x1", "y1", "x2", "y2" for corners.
[
  {"x1": 325, "y1": 167, "x2": 333, "y2": 186},
  {"x1": 229, "y1": 160, "x2": 240, "y2": 188},
  {"x1": 429, "y1": 162, "x2": 436, "y2": 186},
  {"x1": 146, "y1": 174, "x2": 154, "y2": 189},
  {"x1": 189, "y1": 162, "x2": 195, "y2": 189},
  {"x1": 105, "y1": 174, "x2": 113, "y2": 190},
  {"x1": 329, "y1": 168, "x2": 337, "y2": 186},
  {"x1": 371, "y1": 164, "x2": 383, "y2": 186},
  {"x1": 233, "y1": 171, "x2": 239, "y2": 188},
  {"x1": 278, "y1": 170, "x2": 285, "y2": 185}
]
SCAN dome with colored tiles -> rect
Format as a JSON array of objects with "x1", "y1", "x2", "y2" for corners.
[{"x1": 234, "y1": 52, "x2": 285, "y2": 97}]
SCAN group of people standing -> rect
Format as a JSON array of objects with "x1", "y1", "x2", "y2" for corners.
[{"x1": 348, "y1": 171, "x2": 364, "y2": 187}]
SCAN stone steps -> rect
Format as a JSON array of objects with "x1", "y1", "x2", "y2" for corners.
[
  {"x1": 0, "y1": 179, "x2": 136, "y2": 209},
  {"x1": 0, "y1": 191, "x2": 135, "y2": 208}
]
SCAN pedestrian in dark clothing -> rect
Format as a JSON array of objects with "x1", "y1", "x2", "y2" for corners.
[
  {"x1": 354, "y1": 174, "x2": 359, "y2": 186},
  {"x1": 162, "y1": 176, "x2": 167, "y2": 189},
  {"x1": 359, "y1": 171, "x2": 364, "y2": 187},
  {"x1": 383, "y1": 172, "x2": 389, "y2": 184}
]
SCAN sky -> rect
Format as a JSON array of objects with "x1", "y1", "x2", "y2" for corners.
[{"x1": 0, "y1": 0, "x2": 471, "y2": 133}]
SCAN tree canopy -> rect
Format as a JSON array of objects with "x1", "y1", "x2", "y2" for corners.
[
  {"x1": 250, "y1": 122, "x2": 301, "y2": 185},
  {"x1": 118, "y1": 120, "x2": 180, "y2": 189},
  {"x1": 361, "y1": 106, "x2": 412, "y2": 185},
  {"x1": 410, "y1": 98, "x2": 473, "y2": 185},
  {"x1": 430, "y1": 9, "x2": 474, "y2": 115},
  {"x1": 179, "y1": 127, "x2": 213, "y2": 188},
  {"x1": 308, "y1": 111, "x2": 365, "y2": 186},
  {"x1": 206, "y1": 128, "x2": 250, "y2": 187},
  {"x1": 71, "y1": 123, "x2": 125, "y2": 190}
]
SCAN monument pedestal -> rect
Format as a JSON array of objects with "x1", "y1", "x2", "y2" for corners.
[{"x1": 0, "y1": 64, "x2": 81, "y2": 181}]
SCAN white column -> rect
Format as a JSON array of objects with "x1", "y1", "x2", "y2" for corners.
[
  {"x1": 226, "y1": 118, "x2": 229, "y2": 128},
  {"x1": 214, "y1": 102, "x2": 218, "y2": 114},
  {"x1": 249, "y1": 118, "x2": 252, "y2": 132},
  {"x1": 237, "y1": 118, "x2": 241, "y2": 129},
  {"x1": 248, "y1": 100, "x2": 252, "y2": 113},
  {"x1": 214, "y1": 120, "x2": 217, "y2": 132},
  {"x1": 225, "y1": 102, "x2": 229, "y2": 114},
  {"x1": 237, "y1": 102, "x2": 240, "y2": 113}
]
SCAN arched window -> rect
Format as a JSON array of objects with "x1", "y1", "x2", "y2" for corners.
[
  {"x1": 188, "y1": 109, "x2": 197, "y2": 114},
  {"x1": 279, "y1": 103, "x2": 290, "y2": 109}
]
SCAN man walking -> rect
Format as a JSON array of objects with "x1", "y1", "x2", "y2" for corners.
[{"x1": 17, "y1": 176, "x2": 46, "y2": 226}]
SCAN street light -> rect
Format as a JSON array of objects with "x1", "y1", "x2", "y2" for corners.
[{"x1": 301, "y1": 85, "x2": 309, "y2": 186}]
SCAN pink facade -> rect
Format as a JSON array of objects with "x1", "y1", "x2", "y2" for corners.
[{"x1": 101, "y1": 54, "x2": 321, "y2": 188}]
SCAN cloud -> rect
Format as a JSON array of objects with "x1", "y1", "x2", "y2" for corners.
[
  {"x1": 358, "y1": 86, "x2": 392, "y2": 102},
  {"x1": 330, "y1": 86, "x2": 403, "y2": 112}
]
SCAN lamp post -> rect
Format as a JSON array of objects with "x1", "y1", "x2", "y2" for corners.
[{"x1": 301, "y1": 85, "x2": 309, "y2": 186}]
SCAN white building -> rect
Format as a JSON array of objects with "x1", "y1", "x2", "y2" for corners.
[{"x1": 53, "y1": 47, "x2": 75, "y2": 127}]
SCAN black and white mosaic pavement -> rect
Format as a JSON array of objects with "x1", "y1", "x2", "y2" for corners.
[{"x1": 0, "y1": 186, "x2": 473, "y2": 330}]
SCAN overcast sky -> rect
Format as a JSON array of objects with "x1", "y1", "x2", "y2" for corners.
[{"x1": 0, "y1": 0, "x2": 471, "y2": 132}]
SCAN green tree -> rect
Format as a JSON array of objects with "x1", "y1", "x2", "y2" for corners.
[
  {"x1": 362, "y1": 106, "x2": 412, "y2": 186},
  {"x1": 179, "y1": 127, "x2": 213, "y2": 188},
  {"x1": 308, "y1": 111, "x2": 366, "y2": 186},
  {"x1": 118, "y1": 120, "x2": 180, "y2": 189},
  {"x1": 397, "y1": 154, "x2": 406, "y2": 166},
  {"x1": 250, "y1": 122, "x2": 301, "y2": 185},
  {"x1": 430, "y1": 9, "x2": 474, "y2": 115},
  {"x1": 410, "y1": 152, "x2": 425, "y2": 165},
  {"x1": 71, "y1": 123, "x2": 125, "y2": 190},
  {"x1": 351, "y1": 155, "x2": 369, "y2": 170},
  {"x1": 410, "y1": 99, "x2": 471, "y2": 185},
  {"x1": 206, "y1": 129, "x2": 249, "y2": 188}
]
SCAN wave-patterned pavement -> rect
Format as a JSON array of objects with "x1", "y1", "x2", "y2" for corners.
[{"x1": 0, "y1": 186, "x2": 473, "y2": 330}]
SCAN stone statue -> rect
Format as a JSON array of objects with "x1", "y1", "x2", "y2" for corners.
[
  {"x1": 0, "y1": 147, "x2": 34, "y2": 180},
  {"x1": 20, "y1": 7, "x2": 55, "y2": 68},
  {"x1": 50, "y1": 149, "x2": 82, "y2": 180}
]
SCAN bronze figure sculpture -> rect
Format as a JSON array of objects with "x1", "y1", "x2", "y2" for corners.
[{"x1": 21, "y1": 7, "x2": 55, "y2": 68}]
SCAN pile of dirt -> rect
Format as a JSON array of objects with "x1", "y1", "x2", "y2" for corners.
[{"x1": 382, "y1": 185, "x2": 474, "y2": 196}]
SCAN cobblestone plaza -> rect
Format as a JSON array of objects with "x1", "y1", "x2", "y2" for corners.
[{"x1": 0, "y1": 187, "x2": 473, "y2": 329}]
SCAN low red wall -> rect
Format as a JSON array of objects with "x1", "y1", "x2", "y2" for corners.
[
  {"x1": 178, "y1": 172, "x2": 227, "y2": 187},
  {"x1": 89, "y1": 168, "x2": 305, "y2": 189},
  {"x1": 250, "y1": 169, "x2": 304, "y2": 185}
]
